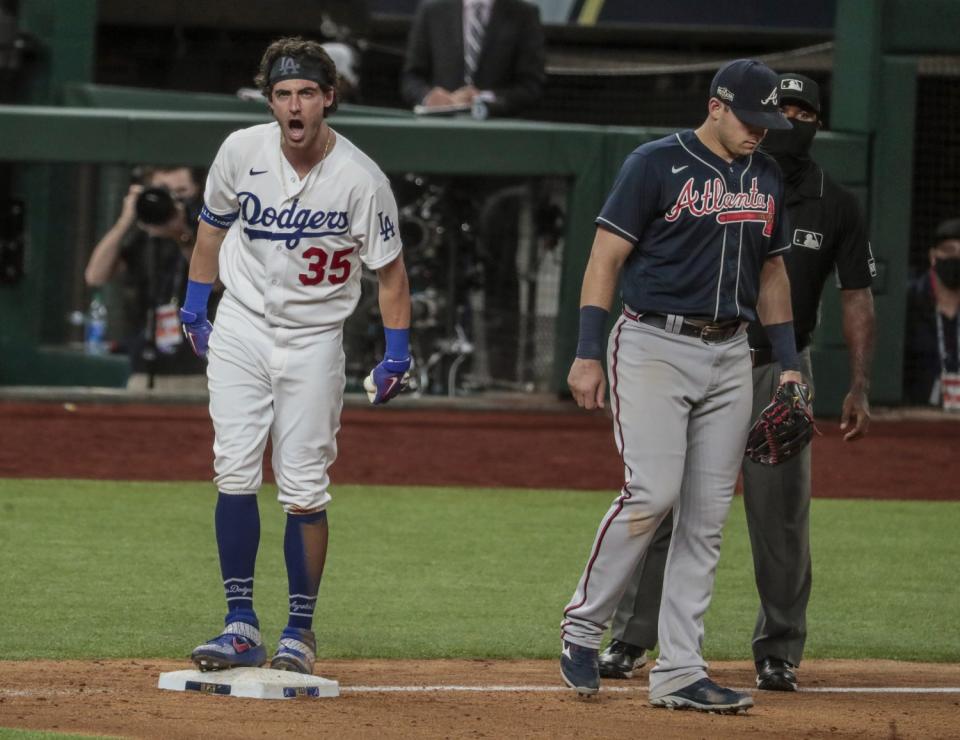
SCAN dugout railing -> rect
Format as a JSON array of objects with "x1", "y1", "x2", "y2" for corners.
[
  {"x1": 6, "y1": 0, "x2": 952, "y2": 412},
  {"x1": 0, "y1": 98, "x2": 873, "y2": 412}
]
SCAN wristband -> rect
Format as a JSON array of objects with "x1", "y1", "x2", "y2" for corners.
[
  {"x1": 183, "y1": 279, "x2": 213, "y2": 316},
  {"x1": 384, "y1": 326, "x2": 410, "y2": 361},
  {"x1": 765, "y1": 321, "x2": 800, "y2": 372},
  {"x1": 576, "y1": 305, "x2": 609, "y2": 360}
]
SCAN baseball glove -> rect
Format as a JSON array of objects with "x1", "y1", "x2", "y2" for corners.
[{"x1": 745, "y1": 381, "x2": 816, "y2": 466}]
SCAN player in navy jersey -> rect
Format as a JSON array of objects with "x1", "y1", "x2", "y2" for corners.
[
  {"x1": 559, "y1": 60, "x2": 801, "y2": 713},
  {"x1": 596, "y1": 72, "x2": 877, "y2": 695}
]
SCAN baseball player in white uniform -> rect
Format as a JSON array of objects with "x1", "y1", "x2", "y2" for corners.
[{"x1": 181, "y1": 37, "x2": 412, "y2": 675}]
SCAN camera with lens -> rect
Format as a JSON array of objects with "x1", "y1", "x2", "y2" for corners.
[{"x1": 135, "y1": 186, "x2": 178, "y2": 226}]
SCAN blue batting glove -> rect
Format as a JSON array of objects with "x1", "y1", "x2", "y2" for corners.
[
  {"x1": 179, "y1": 307, "x2": 213, "y2": 359},
  {"x1": 363, "y1": 356, "x2": 412, "y2": 405}
]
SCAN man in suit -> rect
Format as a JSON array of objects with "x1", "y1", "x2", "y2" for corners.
[
  {"x1": 398, "y1": 1, "x2": 546, "y2": 391},
  {"x1": 401, "y1": 0, "x2": 545, "y2": 118}
]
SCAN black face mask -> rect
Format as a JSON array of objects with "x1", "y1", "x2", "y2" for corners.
[
  {"x1": 761, "y1": 119, "x2": 818, "y2": 180},
  {"x1": 935, "y1": 257, "x2": 960, "y2": 290}
]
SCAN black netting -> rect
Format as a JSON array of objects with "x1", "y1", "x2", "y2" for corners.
[
  {"x1": 903, "y1": 58, "x2": 960, "y2": 409},
  {"x1": 910, "y1": 63, "x2": 960, "y2": 273},
  {"x1": 343, "y1": 175, "x2": 568, "y2": 396}
]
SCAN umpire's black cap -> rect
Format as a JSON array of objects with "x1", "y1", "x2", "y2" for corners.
[
  {"x1": 778, "y1": 73, "x2": 821, "y2": 114},
  {"x1": 710, "y1": 59, "x2": 791, "y2": 130}
]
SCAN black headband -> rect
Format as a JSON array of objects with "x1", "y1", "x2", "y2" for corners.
[{"x1": 268, "y1": 55, "x2": 332, "y2": 87}]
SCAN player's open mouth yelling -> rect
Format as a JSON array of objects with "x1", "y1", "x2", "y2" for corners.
[{"x1": 287, "y1": 118, "x2": 305, "y2": 143}]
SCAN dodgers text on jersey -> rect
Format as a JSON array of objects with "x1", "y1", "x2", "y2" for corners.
[{"x1": 237, "y1": 191, "x2": 350, "y2": 249}]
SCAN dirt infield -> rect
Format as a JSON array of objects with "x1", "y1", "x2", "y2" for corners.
[
  {"x1": 2, "y1": 400, "x2": 959, "y2": 498},
  {"x1": 2, "y1": 400, "x2": 959, "y2": 737},
  {"x1": 1, "y1": 659, "x2": 958, "y2": 739}
]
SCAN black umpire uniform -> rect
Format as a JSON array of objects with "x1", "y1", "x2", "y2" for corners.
[{"x1": 604, "y1": 73, "x2": 876, "y2": 690}]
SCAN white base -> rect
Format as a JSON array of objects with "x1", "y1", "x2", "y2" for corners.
[{"x1": 158, "y1": 667, "x2": 339, "y2": 700}]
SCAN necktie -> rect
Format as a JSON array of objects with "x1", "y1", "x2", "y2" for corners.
[{"x1": 464, "y1": 2, "x2": 485, "y2": 86}]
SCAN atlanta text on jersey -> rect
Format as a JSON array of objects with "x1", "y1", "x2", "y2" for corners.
[{"x1": 665, "y1": 176, "x2": 776, "y2": 236}]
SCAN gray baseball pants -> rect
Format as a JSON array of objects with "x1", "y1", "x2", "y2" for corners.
[
  {"x1": 609, "y1": 348, "x2": 815, "y2": 667},
  {"x1": 561, "y1": 315, "x2": 753, "y2": 698}
]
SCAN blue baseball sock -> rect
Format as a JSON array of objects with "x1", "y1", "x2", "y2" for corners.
[
  {"x1": 215, "y1": 492, "x2": 260, "y2": 629},
  {"x1": 283, "y1": 509, "x2": 328, "y2": 631}
]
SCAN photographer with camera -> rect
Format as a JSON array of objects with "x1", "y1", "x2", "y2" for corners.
[{"x1": 84, "y1": 165, "x2": 212, "y2": 390}]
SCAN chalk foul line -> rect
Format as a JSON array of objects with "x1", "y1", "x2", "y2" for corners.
[{"x1": 2, "y1": 685, "x2": 960, "y2": 698}]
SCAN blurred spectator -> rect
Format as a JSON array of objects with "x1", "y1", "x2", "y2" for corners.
[
  {"x1": 316, "y1": 0, "x2": 371, "y2": 41},
  {"x1": 903, "y1": 218, "x2": 960, "y2": 409},
  {"x1": 84, "y1": 165, "x2": 212, "y2": 391},
  {"x1": 401, "y1": 0, "x2": 545, "y2": 118},
  {"x1": 322, "y1": 41, "x2": 361, "y2": 103}
]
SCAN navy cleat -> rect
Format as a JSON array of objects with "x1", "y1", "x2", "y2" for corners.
[
  {"x1": 598, "y1": 640, "x2": 648, "y2": 679},
  {"x1": 270, "y1": 628, "x2": 317, "y2": 674},
  {"x1": 650, "y1": 677, "x2": 754, "y2": 714},
  {"x1": 560, "y1": 639, "x2": 600, "y2": 696},
  {"x1": 191, "y1": 621, "x2": 266, "y2": 671}
]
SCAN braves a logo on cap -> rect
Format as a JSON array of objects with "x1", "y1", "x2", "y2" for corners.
[
  {"x1": 666, "y1": 177, "x2": 776, "y2": 237},
  {"x1": 716, "y1": 86, "x2": 735, "y2": 102},
  {"x1": 760, "y1": 87, "x2": 779, "y2": 106},
  {"x1": 781, "y1": 78, "x2": 804, "y2": 92},
  {"x1": 793, "y1": 229, "x2": 823, "y2": 250}
]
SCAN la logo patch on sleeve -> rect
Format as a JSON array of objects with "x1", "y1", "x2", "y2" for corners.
[{"x1": 793, "y1": 229, "x2": 823, "y2": 250}]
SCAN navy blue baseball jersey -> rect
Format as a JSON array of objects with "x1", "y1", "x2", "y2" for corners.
[{"x1": 597, "y1": 129, "x2": 790, "y2": 323}]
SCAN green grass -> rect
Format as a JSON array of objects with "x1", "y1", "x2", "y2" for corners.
[{"x1": 0, "y1": 480, "x2": 957, "y2": 662}]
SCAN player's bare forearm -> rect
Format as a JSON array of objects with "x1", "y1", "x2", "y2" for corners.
[
  {"x1": 376, "y1": 255, "x2": 412, "y2": 329},
  {"x1": 188, "y1": 221, "x2": 227, "y2": 283},
  {"x1": 579, "y1": 228, "x2": 633, "y2": 310},
  {"x1": 756, "y1": 256, "x2": 794, "y2": 326},
  {"x1": 840, "y1": 287, "x2": 875, "y2": 440}
]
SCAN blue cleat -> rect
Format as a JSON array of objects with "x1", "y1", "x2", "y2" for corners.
[
  {"x1": 191, "y1": 621, "x2": 267, "y2": 671},
  {"x1": 270, "y1": 628, "x2": 317, "y2": 674},
  {"x1": 650, "y1": 677, "x2": 754, "y2": 713},
  {"x1": 560, "y1": 639, "x2": 600, "y2": 696}
]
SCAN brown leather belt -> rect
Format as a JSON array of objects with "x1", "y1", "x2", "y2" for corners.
[{"x1": 623, "y1": 308, "x2": 745, "y2": 344}]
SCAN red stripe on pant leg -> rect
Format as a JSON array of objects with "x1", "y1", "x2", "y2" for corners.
[
  {"x1": 563, "y1": 318, "x2": 633, "y2": 622},
  {"x1": 611, "y1": 316, "x2": 634, "y2": 487}
]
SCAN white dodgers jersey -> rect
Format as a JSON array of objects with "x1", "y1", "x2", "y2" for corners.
[{"x1": 201, "y1": 122, "x2": 403, "y2": 329}]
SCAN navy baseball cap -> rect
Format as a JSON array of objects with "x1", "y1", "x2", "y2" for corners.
[
  {"x1": 710, "y1": 59, "x2": 791, "y2": 130},
  {"x1": 778, "y1": 72, "x2": 821, "y2": 114}
]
